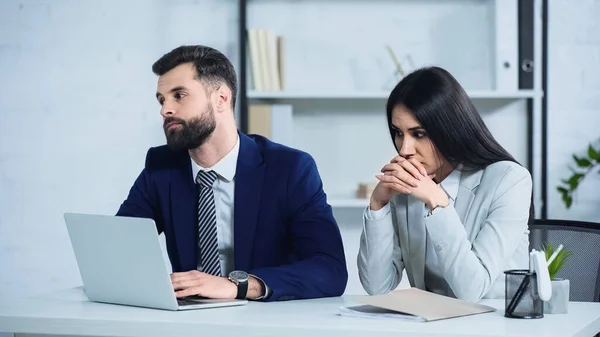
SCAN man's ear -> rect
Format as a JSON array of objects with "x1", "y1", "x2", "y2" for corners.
[{"x1": 215, "y1": 85, "x2": 232, "y2": 112}]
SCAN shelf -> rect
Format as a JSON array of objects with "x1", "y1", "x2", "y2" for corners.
[
  {"x1": 248, "y1": 90, "x2": 541, "y2": 100},
  {"x1": 328, "y1": 198, "x2": 369, "y2": 208}
]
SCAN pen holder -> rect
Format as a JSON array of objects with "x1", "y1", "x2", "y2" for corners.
[{"x1": 504, "y1": 269, "x2": 543, "y2": 319}]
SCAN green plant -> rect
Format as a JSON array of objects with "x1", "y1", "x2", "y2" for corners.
[
  {"x1": 557, "y1": 143, "x2": 600, "y2": 208},
  {"x1": 542, "y1": 243, "x2": 574, "y2": 280}
]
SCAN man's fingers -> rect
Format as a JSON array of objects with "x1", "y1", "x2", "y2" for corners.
[
  {"x1": 172, "y1": 279, "x2": 202, "y2": 291},
  {"x1": 170, "y1": 270, "x2": 205, "y2": 283},
  {"x1": 175, "y1": 287, "x2": 202, "y2": 298}
]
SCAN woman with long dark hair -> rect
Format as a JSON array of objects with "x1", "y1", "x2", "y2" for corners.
[{"x1": 357, "y1": 66, "x2": 532, "y2": 301}]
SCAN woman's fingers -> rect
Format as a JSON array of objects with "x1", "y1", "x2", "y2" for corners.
[
  {"x1": 381, "y1": 163, "x2": 419, "y2": 187},
  {"x1": 376, "y1": 173, "x2": 412, "y2": 188},
  {"x1": 390, "y1": 156, "x2": 431, "y2": 180},
  {"x1": 375, "y1": 174, "x2": 412, "y2": 194},
  {"x1": 390, "y1": 157, "x2": 423, "y2": 180},
  {"x1": 407, "y1": 158, "x2": 428, "y2": 177}
]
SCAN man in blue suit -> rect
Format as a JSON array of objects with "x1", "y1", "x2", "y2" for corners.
[{"x1": 116, "y1": 45, "x2": 347, "y2": 302}]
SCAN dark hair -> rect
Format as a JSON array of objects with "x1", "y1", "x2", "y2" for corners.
[
  {"x1": 152, "y1": 45, "x2": 237, "y2": 110},
  {"x1": 386, "y1": 66, "x2": 534, "y2": 223},
  {"x1": 386, "y1": 66, "x2": 517, "y2": 169}
]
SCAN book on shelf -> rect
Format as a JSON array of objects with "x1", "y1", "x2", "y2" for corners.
[
  {"x1": 247, "y1": 28, "x2": 284, "y2": 92},
  {"x1": 248, "y1": 104, "x2": 293, "y2": 147}
]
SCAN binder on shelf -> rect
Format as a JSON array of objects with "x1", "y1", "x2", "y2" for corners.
[
  {"x1": 518, "y1": 0, "x2": 535, "y2": 89},
  {"x1": 494, "y1": 1, "x2": 518, "y2": 91},
  {"x1": 248, "y1": 104, "x2": 293, "y2": 147}
]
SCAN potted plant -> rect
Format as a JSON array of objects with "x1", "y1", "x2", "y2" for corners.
[
  {"x1": 557, "y1": 142, "x2": 600, "y2": 208},
  {"x1": 541, "y1": 243, "x2": 574, "y2": 314}
]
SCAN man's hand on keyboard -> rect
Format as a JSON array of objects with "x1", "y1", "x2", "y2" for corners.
[{"x1": 171, "y1": 270, "x2": 236, "y2": 299}]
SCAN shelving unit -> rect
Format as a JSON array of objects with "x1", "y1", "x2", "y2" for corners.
[
  {"x1": 238, "y1": 0, "x2": 545, "y2": 211},
  {"x1": 248, "y1": 90, "x2": 541, "y2": 100},
  {"x1": 236, "y1": 0, "x2": 547, "y2": 297}
]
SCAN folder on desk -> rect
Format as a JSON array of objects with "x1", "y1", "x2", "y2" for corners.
[{"x1": 340, "y1": 288, "x2": 496, "y2": 322}]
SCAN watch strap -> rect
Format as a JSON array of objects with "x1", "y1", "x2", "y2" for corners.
[
  {"x1": 235, "y1": 279, "x2": 248, "y2": 299},
  {"x1": 426, "y1": 204, "x2": 445, "y2": 218}
]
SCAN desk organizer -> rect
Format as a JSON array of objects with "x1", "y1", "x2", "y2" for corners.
[{"x1": 504, "y1": 269, "x2": 543, "y2": 319}]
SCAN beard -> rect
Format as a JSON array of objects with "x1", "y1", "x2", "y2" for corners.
[{"x1": 163, "y1": 105, "x2": 216, "y2": 152}]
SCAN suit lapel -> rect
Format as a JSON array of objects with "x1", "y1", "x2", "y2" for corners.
[
  {"x1": 233, "y1": 132, "x2": 265, "y2": 271},
  {"x1": 169, "y1": 152, "x2": 198, "y2": 272},
  {"x1": 455, "y1": 168, "x2": 483, "y2": 237},
  {"x1": 454, "y1": 186, "x2": 475, "y2": 224},
  {"x1": 407, "y1": 196, "x2": 426, "y2": 289},
  {"x1": 405, "y1": 167, "x2": 483, "y2": 289}
]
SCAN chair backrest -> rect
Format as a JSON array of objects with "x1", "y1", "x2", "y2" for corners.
[{"x1": 529, "y1": 219, "x2": 600, "y2": 302}]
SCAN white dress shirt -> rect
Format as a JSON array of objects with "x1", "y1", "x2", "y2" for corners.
[
  {"x1": 191, "y1": 137, "x2": 238, "y2": 275},
  {"x1": 190, "y1": 136, "x2": 270, "y2": 299},
  {"x1": 365, "y1": 168, "x2": 461, "y2": 294}
]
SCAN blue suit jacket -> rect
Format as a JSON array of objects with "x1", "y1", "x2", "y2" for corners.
[{"x1": 116, "y1": 132, "x2": 348, "y2": 301}]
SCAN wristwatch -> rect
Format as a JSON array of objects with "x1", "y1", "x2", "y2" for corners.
[
  {"x1": 228, "y1": 270, "x2": 249, "y2": 299},
  {"x1": 426, "y1": 204, "x2": 445, "y2": 217}
]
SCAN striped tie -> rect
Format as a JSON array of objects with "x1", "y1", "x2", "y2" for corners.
[{"x1": 196, "y1": 170, "x2": 221, "y2": 276}]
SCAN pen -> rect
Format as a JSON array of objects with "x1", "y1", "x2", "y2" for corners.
[
  {"x1": 506, "y1": 252, "x2": 536, "y2": 315},
  {"x1": 546, "y1": 244, "x2": 563, "y2": 266}
]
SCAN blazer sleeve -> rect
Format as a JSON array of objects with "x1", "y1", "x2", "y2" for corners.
[
  {"x1": 249, "y1": 153, "x2": 348, "y2": 301},
  {"x1": 424, "y1": 165, "x2": 532, "y2": 302},
  {"x1": 357, "y1": 202, "x2": 405, "y2": 295},
  {"x1": 115, "y1": 149, "x2": 163, "y2": 233}
]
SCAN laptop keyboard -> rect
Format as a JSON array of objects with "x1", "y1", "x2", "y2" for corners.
[{"x1": 178, "y1": 296, "x2": 210, "y2": 306}]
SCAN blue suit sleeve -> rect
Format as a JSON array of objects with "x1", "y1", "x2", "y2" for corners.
[
  {"x1": 116, "y1": 149, "x2": 163, "y2": 233},
  {"x1": 249, "y1": 153, "x2": 348, "y2": 301}
]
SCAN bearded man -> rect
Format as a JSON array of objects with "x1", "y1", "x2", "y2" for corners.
[{"x1": 116, "y1": 45, "x2": 348, "y2": 302}]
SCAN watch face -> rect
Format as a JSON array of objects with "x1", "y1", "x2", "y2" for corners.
[{"x1": 229, "y1": 270, "x2": 249, "y2": 282}]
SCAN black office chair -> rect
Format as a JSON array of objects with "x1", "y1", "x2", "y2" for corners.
[{"x1": 529, "y1": 219, "x2": 600, "y2": 302}]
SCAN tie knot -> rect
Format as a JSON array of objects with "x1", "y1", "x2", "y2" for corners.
[{"x1": 196, "y1": 170, "x2": 218, "y2": 188}]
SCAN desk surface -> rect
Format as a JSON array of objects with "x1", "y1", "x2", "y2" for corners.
[{"x1": 1, "y1": 287, "x2": 600, "y2": 337}]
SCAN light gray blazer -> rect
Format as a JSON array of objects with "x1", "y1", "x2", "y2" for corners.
[{"x1": 357, "y1": 161, "x2": 532, "y2": 302}]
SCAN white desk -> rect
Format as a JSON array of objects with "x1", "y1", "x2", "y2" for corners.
[{"x1": 1, "y1": 287, "x2": 600, "y2": 337}]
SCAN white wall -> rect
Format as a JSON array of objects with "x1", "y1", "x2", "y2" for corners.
[
  {"x1": 0, "y1": 0, "x2": 238, "y2": 306},
  {"x1": 0, "y1": 0, "x2": 599, "y2": 324},
  {"x1": 546, "y1": 0, "x2": 600, "y2": 222}
]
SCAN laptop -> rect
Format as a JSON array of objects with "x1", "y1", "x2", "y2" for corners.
[{"x1": 64, "y1": 212, "x2": 248, "y2": 311}]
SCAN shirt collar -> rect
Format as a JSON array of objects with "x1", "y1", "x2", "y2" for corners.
[
  {"x1": 439, "y1": 167, "x2": 461, "y2": 202},
  {"x1": 190, "y1": 136, "x2": 239, "y2": 183}
]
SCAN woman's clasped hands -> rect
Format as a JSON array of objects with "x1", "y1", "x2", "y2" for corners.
[{"x1": 370, "y1": 156, "x2": 448, "y2": 211}]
